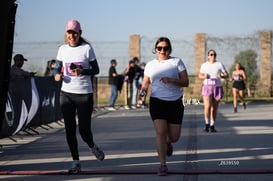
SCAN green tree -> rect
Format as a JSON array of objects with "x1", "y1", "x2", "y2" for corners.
[{"x1": 229, "y1": 49, "x2": 258, "y2": 86}]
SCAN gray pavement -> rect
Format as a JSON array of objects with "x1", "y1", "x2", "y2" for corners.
[{"x1": 0, "y1": 101, "x2": 273, "y2": 180}]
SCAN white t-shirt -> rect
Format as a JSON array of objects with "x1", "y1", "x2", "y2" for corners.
[
  {"x1": 144, "y1": 57, "x2": 187, "y2": 101},
  {"x1": 200, "y1": 61, "x2": 227, "y2": 87},
  {"x1": 56, "y1": 42, "x2": 96, "y2": 94}
]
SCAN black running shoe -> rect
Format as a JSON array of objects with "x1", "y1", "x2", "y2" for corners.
[
  {"x1": 92, "y1": 144, "x2": 105, "y2": 161},
  {"x1": 68, "y1": 160, "x2": 81, "y2": 174},
  {"x1": 204, "y1": 124, "x2": 210, "y2": 132},
  {"x1": 210, "y1": 126, "x2": 217, "y2": 132},
  {"x1": 243, "y1": 103, "x2": 246, "y2": 110},
  {"x1": 157, "y1": 165, "x2": 168, "y2": 176}
]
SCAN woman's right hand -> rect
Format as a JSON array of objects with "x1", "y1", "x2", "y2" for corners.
[
  {"x1": 199, "y1": 73, "x2": 209, "y2": 79},
  {"x1": 54, "y1": 73, "x2": 63, "y2": 81}
]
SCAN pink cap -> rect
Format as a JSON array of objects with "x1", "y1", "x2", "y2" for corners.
[{"x1": 65, "y1": 20, "x2": 81, "y2": 33}]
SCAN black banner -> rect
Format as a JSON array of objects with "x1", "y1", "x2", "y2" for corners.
[
  {"x1": 0, "y1": 77, "x2": 62, "y2": 138},
  {"x1": 0, "y1": 0, "x2": 17, "y2": 133}
]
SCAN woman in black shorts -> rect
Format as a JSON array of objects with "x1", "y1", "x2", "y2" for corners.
[
  {"x1": 231, "y1": 63, "x2": 247, "y2": 112},
  {"x1": 140, "y1": 37, "x2": 189, "y2": 176}
]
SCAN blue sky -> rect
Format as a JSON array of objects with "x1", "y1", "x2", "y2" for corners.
[{"x1": 14, "y1": 0, "x2": 273, "y2": 42}]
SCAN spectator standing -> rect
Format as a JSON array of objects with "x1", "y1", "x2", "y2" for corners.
[
  {"x1": 131, "y1": 57, "x2": 142, "y2": 109},
  {"x1": 10, "y1": 54, "x2": 36, "y2": 79},
  {"x1": 198, "y1": 49, "x2": 228, "y2": 132},
  {"x1": 136, "y1": 62, "x2": 146, "y2": 108},
  {"x1": 140, "y1": 37, "x2": 189, "y2": 176},
  {"x1": 54, "y1": 19, "x2": 104, "y2": 174},
  {"x1": 108, "y1": 59, "x2": 119, "y2": 111},
  {"x1": 123, "y1": 60, "x2": 137, "y2": 109},
  {"x1": 231, "y1": 63, "x2": 247, "y2": 112}
]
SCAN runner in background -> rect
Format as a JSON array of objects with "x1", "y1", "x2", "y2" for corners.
[
  {"x1": 198, "y1": 49, "x2": 228, "y2": 133},
  {"x1": 231, "y1": 63, "x2": 247, "y2": 112}
]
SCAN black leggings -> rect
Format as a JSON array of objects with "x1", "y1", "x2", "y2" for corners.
[{"x1": 60, "y1": 91, "x2": 94, "y2": 160}]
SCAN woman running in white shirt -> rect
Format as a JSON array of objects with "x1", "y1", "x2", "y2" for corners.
[
  {"x1": 140, "y1": 37, "x2": 189, "y2": 176},
  {"x1": 198, "y1": 49, "x2": 228, "y2": 132}
]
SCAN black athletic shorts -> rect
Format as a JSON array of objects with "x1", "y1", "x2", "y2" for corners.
[
  {"x1": 149, "y1": 96, "x2": 184, "y2": 125},
  {"x1": 232, "y1": 81, "x2": 246, "y2": 90}
]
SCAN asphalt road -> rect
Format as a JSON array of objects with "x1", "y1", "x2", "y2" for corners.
[{"x1": 0, "y1": 101, "x2": 273, "y2": 181}]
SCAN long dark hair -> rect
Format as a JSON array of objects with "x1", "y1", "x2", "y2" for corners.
[
  {"x1": 237, "y1": 63, "x2": 245, "y2": 71},
  {"x1": 207, "y1": 49, "x2": 217, "y2": 57},
  {"x1": 152, "y1": 37, "x2": 172, "y2": 54}
]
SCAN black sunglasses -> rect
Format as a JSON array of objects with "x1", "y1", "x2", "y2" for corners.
[
  {"x1": 156, "y1": 46, "x2": 170, "y2": 52},
  {"x1": 209, "y1": 53, "x2": 215, "y2": 56}
]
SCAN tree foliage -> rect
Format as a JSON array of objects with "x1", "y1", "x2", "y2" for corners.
[{"x1": 229, "y1": 49, "x2": 258, "y2": 86}]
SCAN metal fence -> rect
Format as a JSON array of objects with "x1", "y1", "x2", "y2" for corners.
[
  {"x1": 93, "y1": 75, "x2": 273, "y2": 108},
  {"x1": 13, "y1": 32, "x2": 271, "y2": 77}
]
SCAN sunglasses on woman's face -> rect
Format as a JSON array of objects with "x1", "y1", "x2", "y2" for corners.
[{"x1": 156, "y1": 46, "x2": 170, "y2": 52}]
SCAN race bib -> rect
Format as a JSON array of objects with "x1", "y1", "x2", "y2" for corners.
[
  {"x1": 207, "y1": 78, "x2": 216, "y2": 85},
  {"x1": 233, "y1": 75, "x2": 239, "y2": 81}
]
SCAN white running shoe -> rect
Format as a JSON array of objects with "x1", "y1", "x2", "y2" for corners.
[{"x1": 107, "y1": 107, "x2": 116, "y2": 111}]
